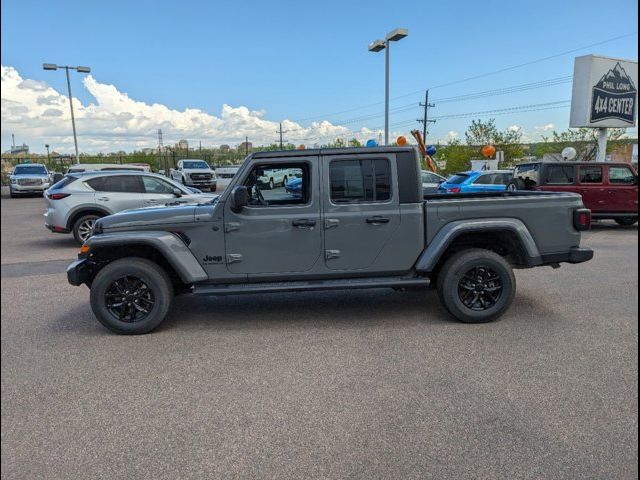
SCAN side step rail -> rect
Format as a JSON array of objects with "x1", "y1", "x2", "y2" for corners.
[{"x1": 192, "y1": 276, "x2": 430, "y2": 296}]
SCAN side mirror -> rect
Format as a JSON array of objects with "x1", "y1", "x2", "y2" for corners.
[
  {"x1": 172, "y1": 188, "x2": 183, "y2": 198},
  {"x1": 229, "y1": 186, "x2": 250, "y2": 213}
]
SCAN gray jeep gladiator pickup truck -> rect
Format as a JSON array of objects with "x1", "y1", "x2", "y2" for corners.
[{"x1": 67, "y1": 147, "x2": 594, "y2": 334}]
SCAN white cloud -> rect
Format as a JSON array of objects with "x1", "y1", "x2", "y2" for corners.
[
  {"x1": 534, "y1": 123, "x2": 555, "y2": 132},
  {"x1": 1, "y1": 65, "x2": 381, "y2": 153},
  {"x1": 508, "y1": 125, "x2": 522, "y2": 132}
]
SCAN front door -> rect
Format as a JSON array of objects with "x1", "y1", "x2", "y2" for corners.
[
  {"x1": 223, "y1": 158, "x2": 322, "y2": 275},
  {"x1": 322, "y1": 154, "x2": 401, "y2": 271},
  {"x1": 606, "y1": 165, "x2": 639, "y2": 213}
]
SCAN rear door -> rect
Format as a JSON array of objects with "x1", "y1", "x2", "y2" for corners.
[
  {"x1": 322, "y1": 153, "x2": 400, "y2": 271},
  {"x1": 577, "y1": 165, "x2": 607, "y2": 212},
  {"x1": 85, "y1": 175, "x2": 144, "y2": 212},
  {"x1": 606, "y1": 165, "x2": 639, "y2": 213}
]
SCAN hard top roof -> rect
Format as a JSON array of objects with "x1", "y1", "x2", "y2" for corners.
[{"x1": 251, "y1": 146, "x2": 417, "y2": 159}]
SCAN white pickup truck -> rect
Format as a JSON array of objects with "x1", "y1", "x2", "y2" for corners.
[{"x1": 169, "y1": 159, "x2": 217, "y2": 191}]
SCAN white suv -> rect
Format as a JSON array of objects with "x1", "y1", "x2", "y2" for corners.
[{"x1": 9, "y1": 163, "x2": 51, "y2": 197}]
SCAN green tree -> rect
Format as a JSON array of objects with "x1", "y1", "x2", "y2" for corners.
[{"x1": 533, "y1": 128, "x2": 626, "y2": 161}]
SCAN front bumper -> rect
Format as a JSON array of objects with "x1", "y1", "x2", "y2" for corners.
[
  {"x1": 11, "y1": 184, "x2": 49, "y2": 193},
  {"x1": 67, "y1": 259, "x2": 91, "y2": 286}
]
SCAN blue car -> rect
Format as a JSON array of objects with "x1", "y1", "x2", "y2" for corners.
[
  {"x1": 284, "y1": 176, "x2": 303, "y2": 197},
  {"x1": 438, "y1": 170, "x2": 513, "y2": 194}
]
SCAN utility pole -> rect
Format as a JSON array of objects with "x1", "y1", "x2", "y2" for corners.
[
  {"x1": 157, "y1": 129, "x2": 164, "y2": 174},
  {"x1": 276, "y1": 122, "x2": 288, "y2": 149},
  {"x1": 417, "y1": 90, "x2": 436, "y2": 142},
  {"x1": 245, "y1": 136, "x2": 249, "y2": 156}
]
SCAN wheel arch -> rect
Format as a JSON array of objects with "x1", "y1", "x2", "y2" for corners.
[
  {"x1": 84, "y1": 231, "x2": 208, "y2": 288},
  {"x1": 66, "y1": 206, "x2": 112, "y2": 230},
  {"x1": 415, "y1": 219, "x2": 543, "y2": 275}
]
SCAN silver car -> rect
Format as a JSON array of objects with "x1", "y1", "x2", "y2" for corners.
[
  {"x1": 421, "y1": 170, "x2": 446, "y2": 194},
  {"x1": 44, "y1": 171, "x2": 217, "y2": 243},
  {"x1": 9, "y1": 163, "x2": 51, "y2": 197}
]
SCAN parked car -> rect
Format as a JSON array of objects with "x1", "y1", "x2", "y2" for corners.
[
  {"x1": 438, "y1": 170, "x2": 513, "y2": 194},
  {"x1": 284, "y1": 176, "x2": 303, "y2": 197},
  {"x1": 9, "y1": 163, "x2": 51, "y2": 197},
  {"x1": 214, "y1": 166, "x2": 240, "y2": 191},
  {"x1": 170, "y1": 159, "x2": 217, "y2": 191},
  {"x1": 67, "y1": 146, "x2": 593, "y2": 334},
  {"x1": 508, "y1": 162, "x2": 638, "y2": 226},
  {"x1": 44, "y1": 171, "x2": 217, "y2": 244},
  {"x1": 422, "y1": 170, "x2": 446, "y2": 194},
  {"x1": 66, "y1": 163, "x2": 148, "y2": 173}
]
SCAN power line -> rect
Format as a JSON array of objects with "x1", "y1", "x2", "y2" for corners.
[{"x1": 292, "y1": 31, "x2": 637, "y2": 123}]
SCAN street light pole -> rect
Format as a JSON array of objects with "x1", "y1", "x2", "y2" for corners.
[
  {"x1": 45, "y1": 144, "x2": 50, "y2": 162},
  {"x1": 43, "y1": 64, "x2": 91, "y2": 164},
  {"x1": 368, "y1": 28, "x2": 408, "y2": 146},
  {"x1": 63, "y1": 67, "x2": 80, "y2": 164}
]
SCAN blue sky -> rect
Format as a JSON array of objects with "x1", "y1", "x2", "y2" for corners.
[{"x1": 1, "y1": 0, "x2": 638, "y2": 152}]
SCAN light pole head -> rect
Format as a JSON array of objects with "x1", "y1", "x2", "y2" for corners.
[
  {"x1": 368, "y1": 40, "x2": 386, "y2": 52},
  {"x1": 43, "y1": 63, "x2": 58, "y2": 70},
  {"x1": 386, "y1": 28, "x2": 408, "y2": 42},
  {"x1": 76, "y1": 66, "x2": 91, "y2": 73}
]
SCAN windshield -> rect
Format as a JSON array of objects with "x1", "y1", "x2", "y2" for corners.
[
  {"x1": 183, "y1": 161, "x2": 209, "y2": 169},
  {"x1": 13, "y1": 165, "x2": 47, "y2": 175},
  {"x1": 446, "y1": 174, "x2": 470, "y2": 185}
]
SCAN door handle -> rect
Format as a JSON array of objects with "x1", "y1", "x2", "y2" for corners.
[
  {"x1": 366, "y1": 216, "x2": 390, "y2": 224},
  {"x1": 97, "y1": 196, "x2": 110, "y2": 202},
  {"x1": 292, "y1": 219, "x2": 316, "y2": 228},
  {"x1": 607, "y1": 190, "x2": 617, "y2": 194}
]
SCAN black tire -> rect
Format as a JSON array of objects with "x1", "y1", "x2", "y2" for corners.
[
  {"x1": 614, "y1": 217, "x2": 637, "y2": 226},
  {"x1": 89, "y1": 258, "x2": 174, "y2": 334},
  {"x1": 282, "y1": 176, "x2": 288, "y2": 187},
  {"x1": 9, "y1": 190, "x2": 17, "y2": 198},
  {"x1": 72, "y1": 214, "x2": 101, "y2": 244},
  {"x1": 268, "y1": 178, "x2": 274, "y2": 190},
  {"x1": 507, "y1": 178, "x2": 527, "y2": 191},
  {"x1": 437, "y1": 248, "x2": 516, "y2": 323}
]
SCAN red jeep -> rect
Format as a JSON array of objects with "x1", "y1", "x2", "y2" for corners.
[{"x1": 509, "y1": 162, "x2": 638, "y2": 226}]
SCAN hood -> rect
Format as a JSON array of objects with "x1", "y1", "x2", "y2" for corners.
[
  {"x1": 185, "y1": 168, "x2": 214, "y2": 174},
  {"x1": 11, "y1": 173, "x2": 49, "y2": 178},
  {"x1": 97, "y1": 204, "x2": 201, "y2": 231}
]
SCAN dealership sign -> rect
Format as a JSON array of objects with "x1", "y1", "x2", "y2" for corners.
[{"x1": 570, "y1": 55, "x2": 638, "y2": 128}]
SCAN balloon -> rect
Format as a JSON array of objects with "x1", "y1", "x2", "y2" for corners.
[
  {"x1": 561, "y1": 146, "x2": 577, "y2": 161},
  {"x1": 365, "y1": 139, "x2": 378, "y2": 148},
  {"x1": 396, "y1": 135, "x2": 407, "y2": 146},
  {"x1": 426, "y1": 145, "x2": 437, "y2": 156},
  {"x1": 481, "y1": 145, "x2": 496, "y2": 158}
]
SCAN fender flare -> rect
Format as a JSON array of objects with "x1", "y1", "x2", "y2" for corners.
[
  {"x1": 85, "y1": 231, "x2": 208, "y2": 284},
  {"x1": 415, "y1": 218, "x2": 543, "y2": 272}
]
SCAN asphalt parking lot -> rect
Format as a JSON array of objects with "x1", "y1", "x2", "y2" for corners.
[{"x1": 1, "y1": 188, "x2": 638, "y2": 480}]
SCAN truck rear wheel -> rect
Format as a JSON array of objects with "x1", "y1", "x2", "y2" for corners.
[
  {"x1": 89, "y1": 258, "x2": 174, "y2": 334},
  {"x1": 437, "y1": 248, "x2": 516, "y2": 323}
]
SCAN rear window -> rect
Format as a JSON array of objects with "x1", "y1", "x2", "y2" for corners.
[
  {"x1": 49, "y1": 175, "x2": 78, "y2": 190},
  {"x1": 545, "y1": 165, "x2": 576, "y2": 185},
  {"x1": 330, "y1": 159, "x2": 391, "y2": 203},
  {"x1": 86, "y1": 175, "x2": 144, "y2": 193},
  {"x1": 579, "y1": 166, "x2": 603, "y2": 184},
  {"x1": 446, "y1": 174, "x2": 470, "y2": 185}
]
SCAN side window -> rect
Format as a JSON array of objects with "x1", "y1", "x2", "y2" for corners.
[
  {"x1": 497, "y1": 173, "x2": 512, "y2": 185},
  {"x1": 546, "y1": 165, "x2": 575, "y2": 185},
  {"x1": 86, "y1": 175, "x2": 143, "y2": 193},
  {"x1": 142, "y1": 176, "x2": 176, "y2": 194},
  {"x1": 579, "y1": 166, "x2": 603, "y2": 184},
  {"x1": 473, "y1": 174, "x2": 493, "y2": 185},
  {"x1": 243, "y1": 163, "x2": 308, "y2": 206},
  {"x1": 330, "y1": 159, "x2": 391, "y2": 203},
  {"x1": 608, "y1": 166, "x2": 636, "y2": 185}
]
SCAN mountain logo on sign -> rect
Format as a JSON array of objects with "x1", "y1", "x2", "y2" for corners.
[{"x1": 590, "y1": 62, "x2": 637, "y2": 124}]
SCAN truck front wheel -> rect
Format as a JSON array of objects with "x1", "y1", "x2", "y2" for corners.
[
  {"x1": 89, "y1": 257, "x2": 174, "y2": 334},
  {"x1": 437, "y1": 248, "x2": 516, "y2": 323}
]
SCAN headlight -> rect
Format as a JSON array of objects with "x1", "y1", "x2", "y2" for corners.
[{"x1": 10, "y1": 177, "x2": 17, "y2": 184}]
